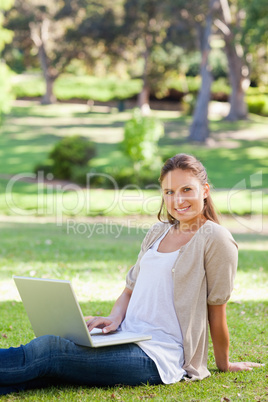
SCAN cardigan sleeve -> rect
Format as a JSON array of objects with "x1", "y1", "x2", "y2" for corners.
[{"x1": 204, "y1": 225, "x2": 238, "y2": 305}]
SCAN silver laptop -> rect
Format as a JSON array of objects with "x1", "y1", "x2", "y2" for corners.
[{"x1": 13, "y1": 276, "x2": 151, "y2": 348}]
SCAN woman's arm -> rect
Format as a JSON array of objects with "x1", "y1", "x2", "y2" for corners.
[
  {"x1": 86, "y1": 287, "x2": 132, "y2": 334},
  {"x1": 208, "y1": 304, "x2": 264, "y2": 372},
  {"x1": 208, "y1": 304, "x2": 229, "y2": 371}
]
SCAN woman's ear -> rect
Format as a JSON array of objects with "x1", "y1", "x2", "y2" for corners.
[{"x1": 203, "y1": 183, "x2": 210, "y2": 199}]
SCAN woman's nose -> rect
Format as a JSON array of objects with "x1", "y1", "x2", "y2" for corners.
[{"x1": 175, "y1": 193, "x2": 184, "y2": 205}]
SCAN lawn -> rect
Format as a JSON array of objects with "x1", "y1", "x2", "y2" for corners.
[
  {"x1": 1, "y1": 102, "x2": 268, "y2": 188},
  {"x1": 0, "y1": 101, "x2": 267, "y2": 400},
  {"x1": 0, "y1": 101, "x2": 268, "y2": 220},
  {"x1": 0, "y1": 220, "x2": 267, "y2": 401}
]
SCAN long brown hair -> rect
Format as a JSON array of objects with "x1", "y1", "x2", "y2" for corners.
[{"x1": 157, "y1": 153, "x2": 220, "y2": 224}]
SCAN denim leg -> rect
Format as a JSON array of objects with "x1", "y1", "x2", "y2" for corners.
[{"x1": 0, "y1": 335, "x2": 162, "y2": 394}]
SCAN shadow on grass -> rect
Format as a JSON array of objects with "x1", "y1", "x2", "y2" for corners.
[
  {"x1": 0, "y1": 299, "x2": 267, "y2": 400},
  {"x1": 2, "y1": 104, "x2": 268, "y2": 188},
  {"x1": 160, "y1": 138, "x2": 268, "y2": 188}
]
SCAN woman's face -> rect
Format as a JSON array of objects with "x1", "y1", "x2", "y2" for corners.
[{"x1": 161, "y1": 168, "x2": 209, "y2": 228}]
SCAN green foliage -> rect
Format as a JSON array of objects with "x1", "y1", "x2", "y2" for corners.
[
  {"x1": 49, "y1": 135, "x2": 96, "y2": 180},
  {"x1": 0, "y1": 19, "x2": 13, "y2": 51},
  {"x1": 0, "y1": 0, "x2": 14, "y2": 9},
  {"x1": 242, "y1": 0, "x2": 268, "y2": 45},
  {"x1": 184, "y1": 50, "x2": 228, "y2": 80},
  {"x1": 246, "y1": 95, "x2": 268, "y2": 115},
  {"x1": 36, "y1": 135, "x2": 96, "y2": 181},
  {"x1": 12, "y1": 72, "x2": 268, "y2": 109},
  {"x1": 12, "y1": 73, "x2": 142, "y2": 101},
  {"x1": 0, "y1": 0, "x2": 14, "y2": 51},
  {"x1": 0, "y1": 0, "x2": 14, "y2": 123},
  {"x1": 182, "y1": 93, "x2": 196, "y2": 115},
  {"x1": 123, "y1": 108, "x2": 164, "y2": 168},
  {"x1": 211, "y1": 78, "x2": 231, "y2": 95},
  {"x1": 91, "y1": 164, "x2": 162, "y2": 188},
  {"x1": 0, "y1": 63, "x2": 14, "y2": 122},
  {"x1": 12, "y1": 74, "x2": 45, "y2": 97},
  {"x1": 141, "y1": 44, "x2": 184, "y2": 98},
  {"x1": 168, "y1": 75, "x2": 201, "y2": 94},
  {"x1": 209, "y1": 49, "x2": 228, "y2": 80}
]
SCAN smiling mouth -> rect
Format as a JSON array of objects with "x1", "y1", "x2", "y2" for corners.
[{"x1": 175, "y1": 206, "x2": 191, "y2": 213}]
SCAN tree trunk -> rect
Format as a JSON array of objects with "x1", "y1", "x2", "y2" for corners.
[
  {"x1": 189, "y1": 0, "x2": 216, "y2": 142},
  {"x1": 137, "y1": 37, "x2": 151, "y2": 115},
  {"x1": 188, "y1": 63, "x2": 213, "y2": 142},
  {"x1": 41, "y1": 74, "x2": 56, "y2": 105},
  {"x1": 30, "y1": 20, "x2": 57, "y2": 105},
  {"x1": 224, "y1": 39, "x2": 248, "y2": 120},
  {"x1": 38, "y1": 42, "x2": 56, "y2": 105},
  {"x1": 137, "y1": 84, "x2": 150, "y2": 114},
  {"x1": 217, "y1": 0, "x2": 249, "y2": 121}
]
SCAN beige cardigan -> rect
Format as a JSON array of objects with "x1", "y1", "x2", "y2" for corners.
[{"x1": 125, "y1": 220, "x2": 238, "y2": 380}]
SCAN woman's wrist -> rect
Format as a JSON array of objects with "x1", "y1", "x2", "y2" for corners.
[
  {"x1": 107, "y1": 314, "x2": 122, "y2": 326},
  {"x1": 217, "y1": 360, "x2": 230, "y2": 372}
]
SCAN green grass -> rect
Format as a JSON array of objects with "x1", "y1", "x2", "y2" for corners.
[
  {"x1": 2, "y1": 103, "x2": 268, "y2": 187},
  {"x1": 0, "y1": 102, "x2": 268, "y2": 219},
  {"x1": 0, "y1": 221, "x2": 267, "y2": 400},
  {"x1": 0, "y1": 181, "x2": 268, "y2": 219}
]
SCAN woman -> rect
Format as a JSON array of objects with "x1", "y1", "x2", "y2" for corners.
[{"x1": 0, "y1": 153, "x2": 262, "y2": 395}]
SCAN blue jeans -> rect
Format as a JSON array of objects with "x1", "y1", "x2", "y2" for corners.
[{"x1": 0, "y1": 335, "x2": 162, "y2": 395}]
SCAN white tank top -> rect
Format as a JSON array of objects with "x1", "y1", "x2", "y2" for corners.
[{"x1": 120, "y1": 227, "x2": 186, "y2": 384}]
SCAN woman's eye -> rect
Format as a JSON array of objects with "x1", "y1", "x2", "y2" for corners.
[
  {"x1": 183, "y1": 187, "x2": 191, "y2": 192},
  {"x1": 165, "y1": 190, "x2": 173, "y2": 195}
]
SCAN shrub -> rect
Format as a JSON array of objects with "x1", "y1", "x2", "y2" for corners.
[
  {"x1": 50, "y1": 135, "x2": 96, "y2": 180},
  {"x1": 182, "y1": 94, "x2": 196, "y2": 116},
  {"x1": 35, "y1": 136, "x2": 96, "y2": 181},
  {"x1": 106, "y1": 164, "x2": 161, "y2": 188},
  {"x1": 246, "y1": 95, "x2": 267, "y2": 115},
  {"x1": 122, "y1": 108, "x2": 164, "y2": 170}
]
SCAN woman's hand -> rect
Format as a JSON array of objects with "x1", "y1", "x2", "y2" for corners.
[
  {"x1": 85, "y1": 315, "x2": 121, "y2": 334},
  {"x1": 228, "y1": 362, "x2": 265, "y2": 372},
  {"x1": 85, "y1": 287, "x2": 132, "y2": 334},
  {"x1": 207, "y1": 305, "x2": 265, "y2": 373}
]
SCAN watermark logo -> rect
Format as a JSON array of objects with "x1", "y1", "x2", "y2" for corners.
[
  {"x1": 227, "y1": 171, "x2": 263, "y2": 233},
  {"x1": 66, "y1": 218, "x2": 152, "y2": 238},
  {"x1": 4, "y1": 170, "x2": 264, "y2": 234},
  {"x1": 4, "y1": 171, "x2": 162, "y2": 227}
]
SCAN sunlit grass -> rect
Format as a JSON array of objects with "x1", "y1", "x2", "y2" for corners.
[
  {"x1": 1, "y1": 102, "x2": 268, "y2": 188},
  {"x1": 0, "y1": 221, "x2": 267, "y2": 400},
  {"x1": 0, "y1": 179, "x2": 267, "y2": 219},
  {"x1": 0, "y1": 221, "x2": 267, "y2": 303}
]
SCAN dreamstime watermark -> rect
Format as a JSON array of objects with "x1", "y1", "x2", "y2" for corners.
[{"x1": 4, "y1": 170, "x2": 265, "y2": 233}]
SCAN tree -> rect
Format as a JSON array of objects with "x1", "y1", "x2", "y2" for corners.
[
  {"x1": 0, "y1": 0, "x2": 14, "y2": 123},
  {"x1": 189, "y1": 0, "x2": 218, "y2": 142},
  {"x1": 6, "y1": 0, "x2": 86, "y2": 104},
  {"x1": 214, "y1": 0, "x2": 249, "y2": 120},
  {"x1": 240, "y1": 0, "x2": 268, "y2": 87},
  {"x1": 118, "y1": 0, "x2": 183, "y2": 112},
  {"x1": 170, "y1": 0, "x2": 218, "y2": 142},
  {"x1": 68, "y1": 0, "x2": 124, "y2": 78}
]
